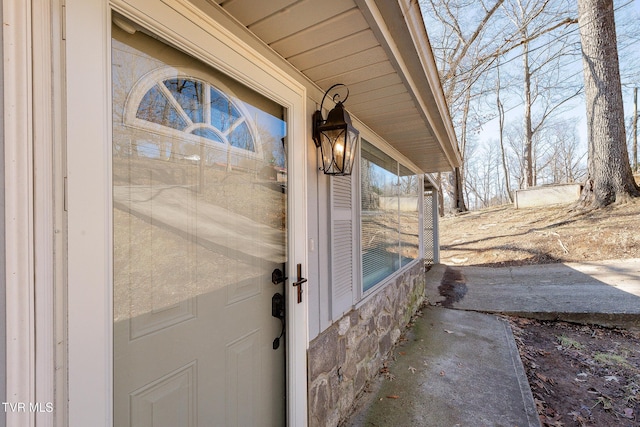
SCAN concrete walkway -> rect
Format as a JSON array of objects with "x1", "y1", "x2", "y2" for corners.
[
  {"x1": 427, "y1": 259, "x2": 640, "y2": 330},
  {"x1": 343, "y1": 259, "x2": 640, "y2": 427},
  {"x1": 344, "y1": 306, "x2": 539, "y2": 427}
]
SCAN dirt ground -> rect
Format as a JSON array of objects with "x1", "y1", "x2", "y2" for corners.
[
  {"x1": 439, "y1": 198, "x2": 640, "y2": 426},
  {"x1": 439, "y1": 198, "x2": 640, "y2": 267}
]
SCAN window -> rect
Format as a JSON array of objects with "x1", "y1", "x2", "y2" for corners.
[
  {"x1": 399, "y1": 165, "x2": 420, "y2": 266},
  {"x1": 120, "y1": 65, "x2": 287, "y2": 170},
  {"x1": 360, "y1": 139, "x2": 420, "y2": 291},
  {"x1": 135, "y1": 77, "x2": 255, "y2": 152},
  {"x1": 327, "y1": 138, "x2": 422, "y2": 320}
]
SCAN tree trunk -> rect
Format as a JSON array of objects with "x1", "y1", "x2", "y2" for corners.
[
  {"x1": 452, "y1": 89, "x2": 470, "y2": 213},
  {"x1": 496, "y1": 69, "x2": 513, "y2": 203},
  {"x1": 633, "y1": 87, "x2": 638, "y2": 172},
  {"x1": 576, "y1": 0, "x2": 639, "y2": 208},
  {"x1": 451, "y1": 167, "x2": 467, "y2": 212},
  {"x1": 522, "y1": 38, "x2": 534, "y2": 188}
]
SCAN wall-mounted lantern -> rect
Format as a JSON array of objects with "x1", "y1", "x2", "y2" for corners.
[{"x1": 312, "y1": 84, "x2": 359, "y2": 176}]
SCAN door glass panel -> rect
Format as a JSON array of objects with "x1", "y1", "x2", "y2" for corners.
[
  {"x1": 163, "y1": 79, "x2": 205, "y2": 123},
  {"x1": 112, "y1": 22, "x2": 287, "y2": 427},
  {"x1": 136, "y1": 85, "x2": 188, "y2": 130}
]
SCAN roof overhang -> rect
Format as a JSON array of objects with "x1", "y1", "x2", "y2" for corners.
[{"x1": 210, "y1": 0, "x2": 462, "y2": 173}]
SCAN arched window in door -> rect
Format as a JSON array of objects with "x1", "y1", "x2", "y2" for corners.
[{"x1": 122, "y1": 67, "x2": 261, "y2": 166}]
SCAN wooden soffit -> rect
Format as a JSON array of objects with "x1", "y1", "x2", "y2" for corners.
[{"x1": 211, "y1": 0, "x2": 462, "y2": 172}]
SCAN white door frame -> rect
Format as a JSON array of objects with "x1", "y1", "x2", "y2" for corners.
[
  {"x1": 4, "y1": 1, "x2": 64, "y2": 426},
  {"x1": 65, "y1": 1, "x2": 309, "y2": 425},
  {"x1": 3, "y1": 2, "x2": 36, "y2": 426}
]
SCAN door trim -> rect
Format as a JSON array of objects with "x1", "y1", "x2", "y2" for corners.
[
  {"x1": 3, "y1": 2, "x2": 36, "y2": 427},
  {"x1": 65, "y1": 0, "x2": 309, "y2": 425},
  {"x1": 66, "y1": 1, "x2": 112, "y2": 425},
  {"x1": 4, "y1": 1, "x2": 65, "y2": 426}
]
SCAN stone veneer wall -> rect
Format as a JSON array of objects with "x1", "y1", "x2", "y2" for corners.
[{"x1": 307, "y1": 261, "x2": 426, "y2": 427}]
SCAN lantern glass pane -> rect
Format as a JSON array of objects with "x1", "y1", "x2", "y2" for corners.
[
  {"x1": 320, "y1": 133, "x2": 333, "y2": 171},
  {"x1": 343, "y1": 128, "x2": 359, "y2": 174},
  {"x1": 332, "y1": 128, "x2": 348, "y2": 172},
  {"x1": 318, "y1": 126, "x2": 345, "y2": 174}
]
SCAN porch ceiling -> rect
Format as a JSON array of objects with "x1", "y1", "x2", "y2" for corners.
[{"x1": 213, "y1": 0, "x2": 461, "y2": 173}]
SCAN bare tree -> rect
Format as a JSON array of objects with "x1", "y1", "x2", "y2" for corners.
[
  {"x1": 501, "y1": 0, "x2": 579, "y2": 188},
  {"x1": 606, "y1": 2, "x2": 640, "y2": 171},
  {"x1": 495, "y1": 63, "x2": 513, "y2": 202},
  {"x1": 422, "y1": 0, "x2": 581, "y2": 210},
  {"x1": 633, "y1": 87, "x2": 638, "y2": 172},
  {"x1": 422, "y1": 0, "x2": 507, "y2": 212},
  {"x1": 503, "y1": 120, "x2": 528, "y2": 189},
  {"x1": 575, "y1": 0, "x2": 639, "y2": 208},
  {"x1": 542, "y1": 119, "x2": 586, "y2": 184},
  {"x1": 464, "y1": 141, "x2": 507, "y2": 208}
]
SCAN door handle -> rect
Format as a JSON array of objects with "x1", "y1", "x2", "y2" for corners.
[
  {"x1": 272, "y1": 292, "x2": 285, "y2": 350},
  {"x1": 292, "y1": 263, "x2": 307, "y2": 304},
  {"x1": 271, "y1": 293, "x2": 285, "y2": 320},
  {"x1": 271, "y1": 268, "x2": 287, "y2": 285}
]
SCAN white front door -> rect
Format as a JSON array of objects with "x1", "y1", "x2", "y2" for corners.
[
  {"x1": 112, "y1": 23, "x2": 291, "y2": 427},
  {"x1": 65, "y1": 2, "x2": 308, "y2": 426}
]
